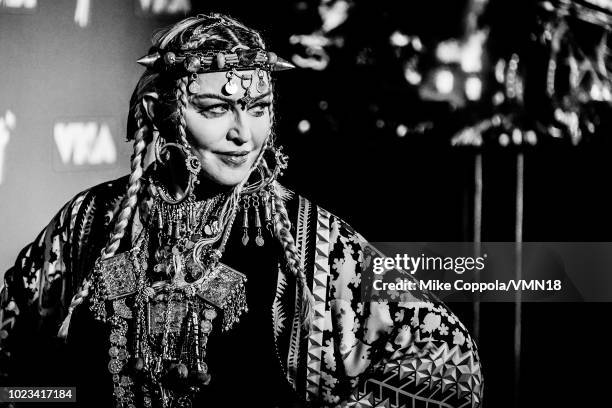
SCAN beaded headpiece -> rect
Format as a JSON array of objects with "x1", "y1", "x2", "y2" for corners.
[
  {"x1": 137, "y1": 12, "x2": 294, "y2": 75},
  {"x1": 137, "y1": 46, "x2": 295, "y2": 74}
]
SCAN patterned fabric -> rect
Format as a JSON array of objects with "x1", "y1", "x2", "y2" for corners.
[
  {"x1": 0, "y1": 178, "x2": 127, "y2": 385},
  {"x1": 272, "y1": 199, "x2": 483, "y2": 408},
  {"x1": 0, "y1": 177, "x2": 483, "y2": 407}
]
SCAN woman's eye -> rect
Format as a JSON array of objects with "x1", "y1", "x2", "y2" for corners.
[
  {"x1": 198, "y1": 104, "x2": 229, "y2": 116},
  {"x1": 248, "y1": 103, "x2": 270, "y2": 117}
]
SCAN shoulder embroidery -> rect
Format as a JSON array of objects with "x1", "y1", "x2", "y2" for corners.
[
  {"x1": 305, "y1": 205, "x2": 331, "y2": 399},
  {"x1": 272, "y1": 268, "x2": 288, "y2": 337},
  {"x1": 286, "y1": 195, "x2": 311, "y2": 386}
]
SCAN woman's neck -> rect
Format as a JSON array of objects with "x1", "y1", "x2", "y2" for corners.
[
  {"x1": 192, "y1": 177, "x2": 234, "y2": 201},
  {"x1": 149, "y1": 165, "x2": 234, "y2": 202}
]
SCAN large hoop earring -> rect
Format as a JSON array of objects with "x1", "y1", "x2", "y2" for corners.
[
  {"x1": 154, "y1": 137, "x2": 201, "y2": 204},
  {"x1": 241, "y1": 140, "x2": 286, "y2": 193}
]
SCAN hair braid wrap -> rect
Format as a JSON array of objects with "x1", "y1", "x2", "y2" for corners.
[
  {"x1": 175, "y1": 77, "x2": 190, "y2": 146},
  {"x1": 273, "y1": 196, "x2": 314, "y2": 332}
]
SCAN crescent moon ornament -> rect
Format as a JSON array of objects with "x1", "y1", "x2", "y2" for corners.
[{"x1": 224, "y1": 71, "x2": 238, "y2": 95}]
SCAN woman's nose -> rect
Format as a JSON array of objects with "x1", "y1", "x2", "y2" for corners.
[{"x1": 227, "y1": 111, "x2": 252, "y2": 144}]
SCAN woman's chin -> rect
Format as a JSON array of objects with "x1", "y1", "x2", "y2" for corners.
[{"x1": 202, "y1": 168, "x2": 249, "y2": 187}]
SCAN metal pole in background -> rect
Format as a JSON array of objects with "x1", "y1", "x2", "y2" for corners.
[
  {"x1": 514, "y1": 152, "x2": 524, "y2": 407},
  {"x1": 473, "y1": 153, "x2": 483, "y2": 341}
]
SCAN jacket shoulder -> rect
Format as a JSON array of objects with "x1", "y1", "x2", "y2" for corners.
[{"x1": 278, "y1": 185, "x2": 360, "y2": 240}]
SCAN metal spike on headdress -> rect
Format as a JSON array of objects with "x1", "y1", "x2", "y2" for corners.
[
  {"x1": 272, "y1": 57, "x2": 296, "y2": 71},
  {"x1": 137, "y1": 52, "x2": 161, "y2": 68}
]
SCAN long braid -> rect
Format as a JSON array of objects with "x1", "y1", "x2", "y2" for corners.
[
  {"x1": 176, "y1": 77, "x2": 190, "y2": 146},
  {"x1": 274, "y1": 197, "x2": 314, "y2": 332},
  {"x1": 58, "y1": 103, "x2": 149, "y2": 339},
  {"x1": 253, "y1": 81, "x2": 314, "y2": 330},
  {"x1": 101, "y1": 104, "x2": 148, "y2": 259}
]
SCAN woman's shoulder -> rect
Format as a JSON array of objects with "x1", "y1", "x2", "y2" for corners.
[
  {"x1": 31, "y1": 175, "x2": 132, "y2": 267},
  {"x1": 73, "y1": 175, "x2": 130, "y2": 204},
  {"x1": 280, "y1": 185, "x2": 362, "y2": 249},
  {"x1": 57, "y1": 175, "x2": 130, "y2": 224}
]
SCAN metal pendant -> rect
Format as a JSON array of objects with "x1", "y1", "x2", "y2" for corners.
[
  {"x1": 256, "y1": 78, "x2": 267, "y2": 93},
  {"x1": 188, "y1": 80, "x2": 201, "y2": 94},
  {"x1": 188, "y1": 72, "x2": 200, "y2": 95},
  {"x1": 241, "y1": 208, "x2": 249, "y2": 246},
  {"x1": 254, "y1": 206, "x2": 264, "y2": 246},
  {"x1": 148, "y1": 297, "x2": 188, "y2": 336},
  {"x1": 224, "y1": 80, "x2": 238, "y2": 95}
]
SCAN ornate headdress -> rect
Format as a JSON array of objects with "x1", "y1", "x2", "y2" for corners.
[
  {"x1": 136, "y1": 14, "x2": 294, "y2": 95},
  {"x1": 136, "y1": 44, "x2": 294, "y2": 73}
]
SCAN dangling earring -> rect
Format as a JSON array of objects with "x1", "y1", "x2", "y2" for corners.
[
  {"x1": 239, "y1": 143, "x2": 288, "y2": 246},
  {"x1": 154, "y1": 138, "x2": 200, "y2": 205},
  {"x1": 151, "y1": 138, "x2": 203, "y2": 260},
  {"x1": 241, "y1": 195, "x2": 250, "y2": 246}
]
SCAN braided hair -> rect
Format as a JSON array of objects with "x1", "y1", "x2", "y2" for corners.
[{"x1": 58, "y1": 100, "x2": 149, "y2": 339}]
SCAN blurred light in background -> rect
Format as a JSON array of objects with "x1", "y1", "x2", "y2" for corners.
[
  {"x1": 298, "y1": 119, "x2": 311, "y2": 133},
  {"x1": 512, "y1": 128, "x2": 522, "y2": 144},
  {"x1": 590, "y1": 83, "x2": 612, "y2": 101},
  {"x1": 525, "y1": 130, "x2": 537, "y2": 145},
  {"x1": 434, "y1": 69, "x2": 455, "y2": 94},
  {"x1": 465, "y1": 76, "x2": 483, "y2": 101},
  {"x1": 289, "y1": 0, "x2": 352, "y2": 71},
  {"x1": 0, "y1": 0, "x2": 37, "y2": 11},
  {"x1": 318, "y1": 0, "x2": 350, "y2": 32},
  {"x1": 0, "y1": 110, "x2": 15, "y2": 185},
  {"x1": 396, "y1": 124, "x2": 408, "y2": 137},
  {"x1": 436, "y1": 31, "x2": 486, "y2": 73},
  {"x1": 74, "y1": 0, "x2": 91, "y2": 28},
  {"x1": 136, "y1": 0, "x2": 191, "y2": 15},
  {"x1": 404, "y1": 62, "x2": 422, "y2": 85},
  {"x1": 389, "y1": 30, "x2": 410, "y2": 47},
  {"x1": 290, "y1": 33, "x2": 331, "y2": 70},
  {"x1": 499, "y1": 132, "x2": 509, "y2": 146}
]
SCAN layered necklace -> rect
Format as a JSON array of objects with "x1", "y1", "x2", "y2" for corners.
[{"x1": 90, "y1": 187, "x2": 248, "y2": 408}]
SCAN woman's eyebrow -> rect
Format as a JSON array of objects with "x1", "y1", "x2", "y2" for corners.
[
  {"x1": 190, "y1": 91, "x2": 272, "y2": 104},
  {"x1": 247, "y1": 91, "x2": 273, "y2": 102},
  {"x1": 190, "y1": 93, "x2": 234, "y2": 104}
]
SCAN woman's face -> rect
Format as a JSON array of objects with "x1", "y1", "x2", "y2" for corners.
[{"x1": 183, "y1": 69, "x2": 272, "y2": 186}]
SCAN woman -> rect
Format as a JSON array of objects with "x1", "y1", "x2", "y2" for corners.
[{"x1": 0, "y1": 14, "x2": 482, "y2": 408}]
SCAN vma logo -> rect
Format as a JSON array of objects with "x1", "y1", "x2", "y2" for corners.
[
  {"x1": 0, "y1": 110, "x2": 16, "y2": 185},
  {"x1": 136, "y1": 0, "x2": 191, "y2": 16},
  {"x1": 74, "y1": 0, "x2": 91, "y2": 28},
  {"x1": 53, "y1": 120, "x2": 117, "y2": 171},
  {"x1": 0, "y1": 0, "x2": 37, "y2": 12}
]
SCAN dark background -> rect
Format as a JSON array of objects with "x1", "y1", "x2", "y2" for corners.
[{"x1": 2, "y1": 0, "x2": 611, "y2": 406}]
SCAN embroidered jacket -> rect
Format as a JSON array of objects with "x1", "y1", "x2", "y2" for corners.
[{"x1": 0, "y1": 177, "x2": 483, "y2": 407}]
